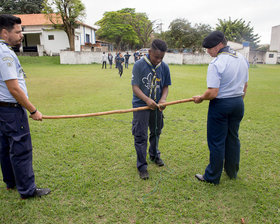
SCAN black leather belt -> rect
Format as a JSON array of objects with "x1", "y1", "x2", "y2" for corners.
[{"x1": 0, "y1": 101, "x2": 20, "y2": 107}]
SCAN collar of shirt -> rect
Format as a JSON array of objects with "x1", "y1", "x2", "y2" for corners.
[
  {"x1": 144, "y1": 54, "x2": 161, "y2": 70},
  {"x1": 0, "y1": 39, "x2": 13, "y2": 50},
  {"x1": 218, "y1": 46, "x2": 237, "y2": 57}
]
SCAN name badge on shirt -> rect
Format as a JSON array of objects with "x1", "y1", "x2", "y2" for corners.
[{"x1": 2, "y1": 56, "x2": 14, "y2": 67}]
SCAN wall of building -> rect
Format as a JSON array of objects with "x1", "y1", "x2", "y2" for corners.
[
  {"x1": 25, "y1": 33, "x2": 40, "y2": 46},
  {"x1": 249, "y1": 50, "x2": 266, "y2": 64},
  {"x1": 22, "y1": 24, "x2": 96, "y2": 55},
  {"x1": 60, "y1": 48, "x2": 249, "y2": 65},
  {"x1": 78, "y1": 26, "x2": 96, "y2": 45},
  {"x1": 60, "y1": 51, "x2": 135, "y2": 64},
  {"x1": 183, "y1": 53, "x2": 212, "y2": 64},
  {"x1": 41, "y1": 30, "x2": 70, "y2": 55},
  {"x1": 265, "y1": 52, "x2": 278, "y2": 64},
  {"x1": 270, "y1": 25, "x2": 280, "y2": 52}
]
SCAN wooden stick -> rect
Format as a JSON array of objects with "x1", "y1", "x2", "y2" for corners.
[{"x1": 42, "y1": 98, "x2": 194, "y2": 119}]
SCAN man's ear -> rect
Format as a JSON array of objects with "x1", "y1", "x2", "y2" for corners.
[{"x1": 0, "y1": 29, "x2": 9, "y2": 40}]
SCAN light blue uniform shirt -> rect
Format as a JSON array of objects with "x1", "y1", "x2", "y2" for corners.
[
  {"x1": 207, "y1": 48, "x2": 249, "y2": 99},
  {"x1": 0, "y1": 41, "x2": 28, "y2": 103}
]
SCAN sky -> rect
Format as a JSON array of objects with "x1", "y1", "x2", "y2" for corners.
[{"x1": 81, "y1": 0, "x2": 280, "y2": 45}]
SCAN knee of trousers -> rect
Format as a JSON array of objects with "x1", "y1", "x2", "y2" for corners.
[{"x1": 134, "y1": 134, "x2": 147, "y2": 144}]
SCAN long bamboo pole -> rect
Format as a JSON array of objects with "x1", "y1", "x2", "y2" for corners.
[{"x1": 41, "y1": 98, "x2": 194, "y2": 119}]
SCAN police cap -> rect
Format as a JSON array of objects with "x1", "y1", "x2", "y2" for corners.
[{"x1": 202, "y1": 31, "x2": 225, "y2": 48}]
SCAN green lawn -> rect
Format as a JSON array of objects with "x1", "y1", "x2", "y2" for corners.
[{"x1": 0, "y1": 57, "x2": 279, "y2": 223}]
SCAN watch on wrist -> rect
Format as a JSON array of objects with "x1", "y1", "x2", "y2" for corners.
[{"x1": 30, "y1": 109, "x2": 37, "y2": 115}]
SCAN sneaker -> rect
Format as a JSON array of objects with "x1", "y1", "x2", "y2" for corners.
[
  {"x1": 139, "y1": 170, "x2": 149, "y2": 180},
  {"x1": 21, "y1": 188, "x2": 51, "y2": 199}
]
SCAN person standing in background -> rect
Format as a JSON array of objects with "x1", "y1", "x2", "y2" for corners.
[
  {"x1": 117, "y1": 53, "x2": 124, "y2": 77},
  {"x1": 124, "y1": 51, "x2": 131, "y2": 69},
  {"x1": 101, "y1": 52, "x2": 107, "y2": 69},
  {"x1": 108, "y1": 52, "x2": 113, "y2": 69},
  {"x1": 133, "y1": 50, "x2": 139, "y2": 63}
]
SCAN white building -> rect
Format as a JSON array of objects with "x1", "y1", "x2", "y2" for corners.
[
  {"x1": 269, "y1": 25, "x2": 280, "y2": 64},
  {"x1": 14, "y1": 14, "x2": 96, "y2": 56}
]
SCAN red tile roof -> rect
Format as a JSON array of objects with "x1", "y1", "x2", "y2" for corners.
[
  {"x1": 14, "y1": 14, "x2": 63, "y2": 26},
  {"x1": 14, "y1": 14, "x2": 96, "y2": 30}
]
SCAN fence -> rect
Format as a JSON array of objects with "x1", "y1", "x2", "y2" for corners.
[{"x1": 60, "y1": 51, "x2": 213, "y2": 65}]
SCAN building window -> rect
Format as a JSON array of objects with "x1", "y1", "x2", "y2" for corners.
[
  {"x1": 86, "y1": 34, "x2": 90, "y2": 43},
  {"x1": 269, "y1": 54, "x2": 274, "y2": 58},
  {"x1": 48, "y1": 35, "x2": 54, "y2": 40}
]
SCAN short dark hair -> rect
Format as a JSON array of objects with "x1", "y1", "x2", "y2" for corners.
[
  {"x1": 221, "y1": 37, "x2": 228, "y2": 46},
  {"x1": 0, "y1": 14, "x2": 21, "y2": 32},
  {"x1": 151, "y1": 39, "x2": 167, "y2": 52}
]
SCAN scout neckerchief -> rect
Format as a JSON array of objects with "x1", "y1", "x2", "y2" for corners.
[
  {"x1": 217, "y1": 46, "x2": 238, "y2": 58},
  {"x1": 0, "y1": 39, "x2": 12, "y2": 50},
  {"x1": 143, "y1": 55, "x2": 161, "y2": 101}
]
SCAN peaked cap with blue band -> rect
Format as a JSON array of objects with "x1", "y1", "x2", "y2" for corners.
[{"x1": 203, "y1": 31, "x2": 225, "y2": 48}]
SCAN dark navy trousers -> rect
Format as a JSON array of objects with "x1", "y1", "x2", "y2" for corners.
[
  {"x1": 204, "y1": 97, "x2": 244, "y2": 184},
  {"x1": 132, "y1": 109, "x2": 164, "y2": 171},
  {"x1": 0, "y1": 106, "x2": 36, "y2": 196}
]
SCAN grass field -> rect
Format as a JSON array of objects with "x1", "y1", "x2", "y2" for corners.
[{"x1": 0, "y1": 56, "x2": 279, "y2": 223}]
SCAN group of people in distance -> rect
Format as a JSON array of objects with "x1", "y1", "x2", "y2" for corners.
[
  {"x1": 101, "y1": 51, "x2": 133, "y2": 77},
  {"x1": 0, "y1": 14, "x2": 249, "y2": 200},
  {"x1": 133, "y1": 50, "x2": 144, "y2": 62}
]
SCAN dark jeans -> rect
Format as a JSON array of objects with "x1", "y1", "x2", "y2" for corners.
[
  {"x1": 204, "y1": 97, "x2": 244, "y2": 184},
  {"x1": 0, "y1": 106, "x2": 36, "y2": 197},
  {"x1": 132, "y1": 109, "x2": 164, "y2": 171},
  {"x1": 118, "y1": 64, "x2": 123, "y2": 77},
  {"x1": 102, "y1": 61, "x2": 107, "y2": 69}
]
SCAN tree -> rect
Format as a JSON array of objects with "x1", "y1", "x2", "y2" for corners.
[
  {"x1": 164, "y1": 18, "x2": 212, "y2": 52},
  {"x1": 43, "y1": 0, "x2": 85, "y2": 51},
  {"x1": 216, "y1": 18, "x2": 260, "y2": 49},
  {"x1": 95, "y1": 10, "x2": 139, "y2": 50},
  {"x1": 119, "y1": 9, "x2": 154, "y2": 48},
  {"x1": 95, "y1": 8, "x2": 154, "y2": 50},
  {"x1": 192, "y1": 23, "x2": 212, "y2": 52},
  {"x1": 0, "y1": 0, "x2": 44, "y2": 14}
]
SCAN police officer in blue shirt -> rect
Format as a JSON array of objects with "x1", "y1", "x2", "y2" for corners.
[
  {"x1": 193, "y1": 31, "x2": 249, "y2": 184},
  {"x1": 131, "y1": 39, "x2": 171, "y2": 180},
  {"x1": 0, "y1": 15, "x2": 50, "y2": 199}
]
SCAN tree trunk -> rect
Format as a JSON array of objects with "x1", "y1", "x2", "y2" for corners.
[
  {"x1": 65, "y1": 26, "x2": 75, "y2": 51},
  {"x1": 69, "y1": 32, "x2": 75, "y2": 51}
]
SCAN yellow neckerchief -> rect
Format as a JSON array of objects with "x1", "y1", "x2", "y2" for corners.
[
  {"x1": 143, "y1": 55, "x2": 161, "y2": 101},
  {"x1": 0, "y1": 39, "x2": 13, "y2": 50},
  {"x1": 217, "y1": 46, "x2": 238, "y2": 58}
]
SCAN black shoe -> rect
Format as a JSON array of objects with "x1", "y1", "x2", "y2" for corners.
[
  {"x1": 150, "y1": 157, "x2": 165, "y2": 167},
  {"x1": 139, "y1": 170, "x2": 149, "y2": 180},
  {"x1": 21, "y1": 188, "x2": 51, "y2": 199},
  {"x1": 155, "y1": 158, "x2": 164, "y2": 166},
  {"x1": 7, "y1": 186, "x2": 16, "y2": 190},
  {"x1": 195, "y1": 174, "x2": 205, "y2": 182}
]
